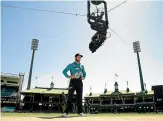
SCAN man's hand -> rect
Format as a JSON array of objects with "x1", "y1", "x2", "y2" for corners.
[
  {"x1": 81, "y1": 77, "x2": 85, "y2": 80},
  {"x1": 68, "y1": 75, "x2": 75, "y2": 79}
]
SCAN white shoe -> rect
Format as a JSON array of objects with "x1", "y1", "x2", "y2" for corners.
[
  {"x1": 78, "y1": 113, "x2": 86, "y2": 117},
  {"x1": 62, "y1": 113, "x2": 68, "y2": 118}
]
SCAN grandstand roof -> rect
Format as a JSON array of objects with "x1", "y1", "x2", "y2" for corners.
[
  {"x1": 100, "y1": 90, "x2": 135, "y2": 96},
  {"x1": 85, "y1": 93, "x2": 101, "y2": 98},
  {"x1": 136, "y1": 90, "x2": 154, "y2": 95},
  {"x1": 1, "y1": 72, "x2": 19, "y2": 79},
  {"x1": 84, "y1": 90, "x2": 154, "y2": 98},
  {"x1": 20, "y1": 87, "x2": 69, "y2": 95},
  {"x1": 148, "y1": 91, "x2": 154, "y2": 94}
]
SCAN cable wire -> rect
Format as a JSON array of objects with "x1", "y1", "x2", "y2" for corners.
[
  {"x1": 109, "y1": 27, "x2": 131, "y2": 48},
  {"x1": 2, "y1": 2, "x2": 129, "y2": 48},
  {"x1": 107, "y1": 0, "x2": 127, "y2": 13},
  {"x1": 2, "y1": 1, "x2": 127, "y2": 17},
  {"x1": 2, "y1": 4, "x2": 86, "y2": 16}
]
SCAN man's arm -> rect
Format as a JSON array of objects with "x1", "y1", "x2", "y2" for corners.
[
  {"x1": 62, "y1": 64, "x2": 71, "y2": 78},
  {"x1": 82, "y1": 65, "x2": 86, "y2": 79}
]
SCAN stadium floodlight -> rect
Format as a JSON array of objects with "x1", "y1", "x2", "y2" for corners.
[
  {"x1": 31, "y1": 39, "x2": 39, "y2": 50},
  {"x1": 133, "y1": 41, "x2": 145, "y2": 92},
  {"x1": 27, "y1": 39, "x2": 39, "y2": 90},
  {"x1": 133, "y1": 41, "x2": 141, "y2": 53}
]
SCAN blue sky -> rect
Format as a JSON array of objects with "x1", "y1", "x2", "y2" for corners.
[{"x1": 1, "y1": 1, "x2": 163, "y2": 95}]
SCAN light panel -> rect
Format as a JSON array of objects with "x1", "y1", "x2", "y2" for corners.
[
  {"x1": 133, "y1": 41, "x2": 141, "y2": 53},
  {"x1": 31, "y1": 39, "x2": 39, "y2": 50}
]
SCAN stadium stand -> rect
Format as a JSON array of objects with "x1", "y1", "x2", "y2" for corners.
[
  {"x1": 1, "y1": 72, "x2": 24, "y2": 112},
  {"x1": 1, "y1": 106, "x2": 16, "y2": 112}
]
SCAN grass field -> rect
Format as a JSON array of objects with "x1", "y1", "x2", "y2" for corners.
[{"x1": 1, "y1": 113, "x2": 163, "y2": 121}]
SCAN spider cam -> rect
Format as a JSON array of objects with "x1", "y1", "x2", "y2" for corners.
[{"x1": 87, "y1": 0, "x2": 109, "y2": 53}]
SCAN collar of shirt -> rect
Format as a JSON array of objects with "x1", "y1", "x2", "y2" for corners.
[{"x1": 73, "y1": 61, "x2": 81, "y2": 65}]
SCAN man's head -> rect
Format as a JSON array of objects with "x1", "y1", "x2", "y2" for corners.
[{"x1": 75, "y1": 53, "x2": 83, "y2": 63}]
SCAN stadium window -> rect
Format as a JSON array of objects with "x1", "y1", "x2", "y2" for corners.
[
  {"x1": 49, "y1": 97, "x2": 52, "y2": 102},
  {"x1": 7, "y1": 81, "x2": 18, "y2": 84},
  {"x1": 1, "y1": 80, "x2": 4, "y2": 82},
  {"x1": 2, "y1": 87, "x2": 6, "y2": 92}
]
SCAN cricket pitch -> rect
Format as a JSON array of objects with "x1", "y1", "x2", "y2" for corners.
[{"x1": 2, "y1": 113, "x2": 163, "y2": 121}]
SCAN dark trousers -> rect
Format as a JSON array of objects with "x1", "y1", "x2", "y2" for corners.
[{"x1": 64, "y1": 78, "x2": 83, "y2": 114}]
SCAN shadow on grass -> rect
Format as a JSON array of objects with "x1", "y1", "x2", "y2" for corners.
[{"x1": 38, "y1": 115, "x2": 79, "y2": 119}]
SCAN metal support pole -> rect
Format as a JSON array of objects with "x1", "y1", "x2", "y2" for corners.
[
  {"x1": 33, "y1": 95, "x2": 34, "y2": 102},
  {"x1": 18, "y1": 73, "x2": 25, "y2": 102},
  {"x1": 27, "y1": 50, "x2": 35, "y2": 90},
  {"x1": 122, "y1": 97, "x2": 124, "y2": 104},
  {"x1": 100, "y1": 99, "x2": 102, "y2": 112},
  {"x1": 136, "y1": 52, "x2": 145, "y2": 92}
]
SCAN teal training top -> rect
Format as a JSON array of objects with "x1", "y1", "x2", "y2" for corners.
[{"x1": 62, "y1": 62, "x2": 86, "y2": 79}]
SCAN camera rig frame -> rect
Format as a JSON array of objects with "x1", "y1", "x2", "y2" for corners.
[{"x1": 87, "y1": 0, "x2": 109, "y2": 53}]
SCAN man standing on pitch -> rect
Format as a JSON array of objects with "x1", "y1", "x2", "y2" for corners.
[{"x1": 62, "y1": 53, "x2": 86, "y2": 117}]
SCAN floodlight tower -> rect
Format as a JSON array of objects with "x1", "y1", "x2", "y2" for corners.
[
  {"x1": 27, "y1": 39, "x2": 39, "y2": 90},
  {"x1": 133, "y1": 41, "x2": 145, "y2": 92}
]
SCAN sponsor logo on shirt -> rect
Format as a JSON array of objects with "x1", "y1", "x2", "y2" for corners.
[{"x1": 75, "y1": 68, "x2": 80, "y2": 70}]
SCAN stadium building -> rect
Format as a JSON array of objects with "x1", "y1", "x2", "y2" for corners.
[
  {"x1": 19, "y1": 81, "x2": 163, "y2": 113},
  {"x1": 1, "y1": 72, "x2": 162, "y2": 113},
  {"x1": 20, "y1": 82, "x2": 78, "y2": 113},
  {"x1": 1, "y1": 72, "x2": 25, "y2": 112},
  {"x1": 84, "y1": 81, "x2": 163, "y2": 113}
]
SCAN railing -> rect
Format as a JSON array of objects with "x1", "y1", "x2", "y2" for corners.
[{"x1": 1, "y1": 72, "x2": 19, "y2": 76}]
